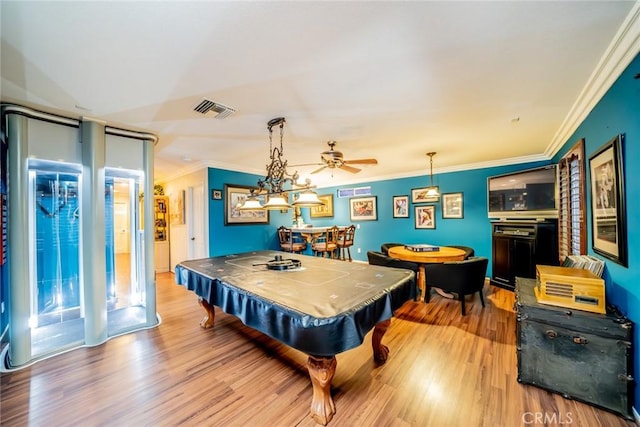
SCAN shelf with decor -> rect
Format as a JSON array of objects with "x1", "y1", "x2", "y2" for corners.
[{"x1": 154, "y1": 196, "x2": 170, "y2": 272}]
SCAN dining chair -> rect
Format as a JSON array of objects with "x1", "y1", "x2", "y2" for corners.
[
  {"x1": 424, "y1": 257, "x2": 489, "y2": 315},
  {"x1": 311, "y1": 226, "x2": 339, "y2": 258},
  {"x1": 277, "y1": 226, "x2": 307, "y2": 254},
  {"x1": 336, "y1": 225, "x2": 356, "y2": 261},
  {"x1": 445, "y1": 245, "x2": 475, "y2": 259}
]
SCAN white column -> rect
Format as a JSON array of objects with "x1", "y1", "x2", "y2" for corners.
[
  {"x1": 7, "y1": 113, "x2": 31, "y2": 366},
  {"x1": 81, "y1": 118, "x2": 108, "y2": 345}
]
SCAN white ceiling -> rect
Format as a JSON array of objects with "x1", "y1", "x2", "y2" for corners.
[{"x1": 2, "y1": 1, "x2": 638, "y2": 189}]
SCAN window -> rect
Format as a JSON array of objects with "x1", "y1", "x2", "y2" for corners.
[{"x1": 558, "y1": 139, "x2": 587, "y2": 261}]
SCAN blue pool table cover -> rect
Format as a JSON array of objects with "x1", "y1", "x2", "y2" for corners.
[{"x1": 175, "y1": 250, "x2": 416, "y2": 357}]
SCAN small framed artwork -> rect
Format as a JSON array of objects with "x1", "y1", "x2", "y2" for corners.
[
  {"x1": 310, "y1": 194, "x2": 334, "y2": 218},
  {"x1": 211, "y1": 189, "x2": 222, "y2": 200},
  {"x1": 393, "y1": 195, "x2": 409, "y2": 218},
  {"x1": 350, "y1": 196, "x2": 377, "y2": 221},
  {"x1": 411, "y1": 186, "x2": 440, "y2": 203},
  {"x1": 415, "y1": 205, "x2": 435, "y2": 229},
  {"x1": 442, "y1": 192, "x2": 464, "y2": 219},
  {"x1": 224, "y1": 184, "x2": 269, "y2": 225},
  {"x1": 589, "y1": 134, "x2": 627, "y2": 266}
]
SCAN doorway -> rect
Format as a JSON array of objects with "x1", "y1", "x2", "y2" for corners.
[{"x1": 105, "y1": 174, "x2": 146, "y2": 334}]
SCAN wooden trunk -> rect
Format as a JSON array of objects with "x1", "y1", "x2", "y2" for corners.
[{"x1": 515, "y1": 277, "x2": 634, "y2": 420}]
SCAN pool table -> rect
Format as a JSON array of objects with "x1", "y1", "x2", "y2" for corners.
[{"x1": 175, "y1": 250, "x2": 415, "y2": 425}]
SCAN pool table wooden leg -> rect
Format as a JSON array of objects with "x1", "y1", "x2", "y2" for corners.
[
  {"x1": 197, "y1": 297, "x2": 216, "y2": 329},
  {"x1": 372, "y1": 318, "x2": 391, "y2": 363},
  {"x1": 307, "y1": 355, "x2": 337, "y2": 425}
]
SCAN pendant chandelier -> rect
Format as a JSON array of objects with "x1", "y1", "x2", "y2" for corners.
[
  {"x1": 239, "y1": 117, "x2": 323, "y2": 210},
  {"x1": 426, "y1": 152, "x2": 440, "y2": 198}
]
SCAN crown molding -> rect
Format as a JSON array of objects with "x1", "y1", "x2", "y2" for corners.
[
  {"x1": 546, "y1": 2, "x2": 640, "y2": 157},
  {"x1": 312, "y1": 153, "x2": 550, "y2": 190}
]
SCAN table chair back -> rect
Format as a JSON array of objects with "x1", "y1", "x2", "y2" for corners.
[
  {"x1": 337, "y1": 225, "x2": 356, "y2": 261},
  {"x1": 311, "y1": 225, "x2": 339, "y2": 258},
  {"x1": 380, "y1": 242, "x2": 405, "y2": 255},
  {"x1": 424, "y1": 257, "x2": 488, "y2": 315},
  {"x1": 277, "y1": 226, "x2": 307, "y2": 254}
]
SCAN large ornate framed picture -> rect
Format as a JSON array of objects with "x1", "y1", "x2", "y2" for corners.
[
  {"x1": 415, "y1": 205, "x2": 435, "y2": 229},
  {"x1": 589, "y1": 134, "x2": 627, "y2": 266},
  {"x1": 393, "y1": 195, "x2": 409, "y2": 218},
  {"x1": 350, "y1": 196, "x2": 377, "y2": 221},
  {"x1": 411, "y1": 186, "x2": 440, "y2": 203},
  {"x1": 442, "y1": 192, "x2": 463, "y2": 219},
  {"x1": 310, "y1": 194, "x2": 334, "y2": 218},
  {"x1": 224, "y1": 184, "x2": 269, "y2": 225}
]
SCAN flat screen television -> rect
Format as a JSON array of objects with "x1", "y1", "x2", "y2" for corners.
[{"x1": 487, "y1": 165, "x2": 558, "y2": 219}]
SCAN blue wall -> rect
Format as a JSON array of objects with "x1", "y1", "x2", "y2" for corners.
[
  {"x1": 207, "y1": 162, "x2": 550, "y2": 272},
  {"x1": 207, "y1": 168, "x2": 292, "y2": 256},
  {"x1": 294, "y1": 161, "x2": 550, "y2": 270},
  {"x1": 207, "y1": 53, "x2": 640, "y2": 411},
  {"x1": 552, "y1": 53, "x2": 640, "y2": 410}
]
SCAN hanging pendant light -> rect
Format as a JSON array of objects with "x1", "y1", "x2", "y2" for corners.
[
  {"x1": 426, "y1": 152, "x2": 440, "y2": 197},
  {"x1": 292, "y1": 189, "x2": 324, "y2": 207},
  {"x1": 238, "y1": 195, "x2": 263, "y2": 210},
  {"x1": 263, "y1": 194, "x2": 291, "y2": 210},
  {"x1": 237, "y1": 117, "x2": 316, "y2": 211}
]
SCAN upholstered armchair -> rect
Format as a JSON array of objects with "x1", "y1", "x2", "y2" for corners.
[
  {"x1": 446, "y1": 245, "x2": 475, "y2": 259},
  {"x1": 424, "y1": 257, "x2": 489, "y2": 315},
  {"x1": 380, "y1": 242, "x2": 405, "y2": 255}
]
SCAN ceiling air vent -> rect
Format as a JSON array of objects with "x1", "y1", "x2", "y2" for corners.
[{"x1": 193, "y1": 98, "x2": 236, "y2": 119}]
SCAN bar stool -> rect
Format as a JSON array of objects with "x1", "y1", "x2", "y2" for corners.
[
  {"x1": 336, "y1": 225, "x2": 356, "y2": 261},
  {"x1": 311, "y1": 226, "x2": 339, "y2": 258},
  {"x1": 277, "y1": 226, "x2": 307, "y2": 254}
]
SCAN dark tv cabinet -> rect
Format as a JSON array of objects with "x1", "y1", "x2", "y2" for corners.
[{"x1": 490, "y1": 220, "x2": 558, "y2": 291}]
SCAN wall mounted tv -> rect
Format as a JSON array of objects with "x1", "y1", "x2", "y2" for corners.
[{"x1": 487, "y1": 165, "x2": 558, "y2": 219}]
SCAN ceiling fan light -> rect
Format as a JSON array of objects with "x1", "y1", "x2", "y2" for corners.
[
  {"x1": 263, "y1": 194, "x2": 292, "y2": 210},
  {"x1": 238, "y1": 196, "x2": 263, "y2": 210},
  {"x1": 292, "y1": 190, "x2": 324, "y2": 207}
]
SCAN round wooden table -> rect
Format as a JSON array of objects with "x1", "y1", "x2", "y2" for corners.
[{"x1": 387, "y1": 245, "x2": 466, "y2": 301}]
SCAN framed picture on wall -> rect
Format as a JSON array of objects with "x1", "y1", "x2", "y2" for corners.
[
  {"x1": 411, "y1": 186, "x2": 440, "y2": 203},
  {"x1": 393, "y1": 195, "x2": 409, "y2": 218},
  {"x1": 224, "y1": 184, "x2": 269, "y2": 225},
  {"x1": 310, "y1": 194, "x2": 334, "y2": 218},
  {"x1": 415, "y1": 205, "x2": 435, "y2": 229},
  {"x1": 589, "y1": 134, "x2": 627, "y2": 266},
  {"x1": 350, "y1": 196, "x2": 377, "y2": 221},
  {"x1": 442, "y1": 192, "x2": 464, "y2": 219}
]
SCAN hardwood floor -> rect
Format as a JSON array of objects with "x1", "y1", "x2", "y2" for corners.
[{"x1": 1, "y1": 271, "x2": 635, "y2": 426}]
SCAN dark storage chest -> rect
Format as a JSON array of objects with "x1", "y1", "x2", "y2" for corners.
[{"x1": 515, "y1": 277, "x2": 634, "y2": 419}]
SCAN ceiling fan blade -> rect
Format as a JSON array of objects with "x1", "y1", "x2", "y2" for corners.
[
  {"x1": 339, "y1": 164, "x2": 361, "y2": 173},
  {"x1": 344, "y1": 158, "x2": 378, "y2": 165},
  {"x1": 289, "y1": 162, "x2": 323, "y2": 167},
  {"x1": 311, "y1": 165, "x2": 328, "y2": 174}
]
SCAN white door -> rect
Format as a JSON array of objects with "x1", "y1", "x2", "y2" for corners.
[
  {"x1": 188, "y1": 185, "x2": 207, "y2": 259},
  {"x1": 114, "y1": 202, "x2": 130, "y2": 254}
]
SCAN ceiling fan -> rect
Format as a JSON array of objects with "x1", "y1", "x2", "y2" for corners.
[{"x1": 293, "y1": 141, "x2": 378, "y2": 174}]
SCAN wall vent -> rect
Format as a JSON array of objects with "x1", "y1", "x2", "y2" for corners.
[{"x1": 193, "y1": 99, "x2": 236, "y2": 119}]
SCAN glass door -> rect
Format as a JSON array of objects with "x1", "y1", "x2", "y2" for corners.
[
  {"x1": 28, "y1": 162, "x2": 83, "y2": 356},
  {"x1": 105, "y1": 172, "x2": 146, "y2": 335}
]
